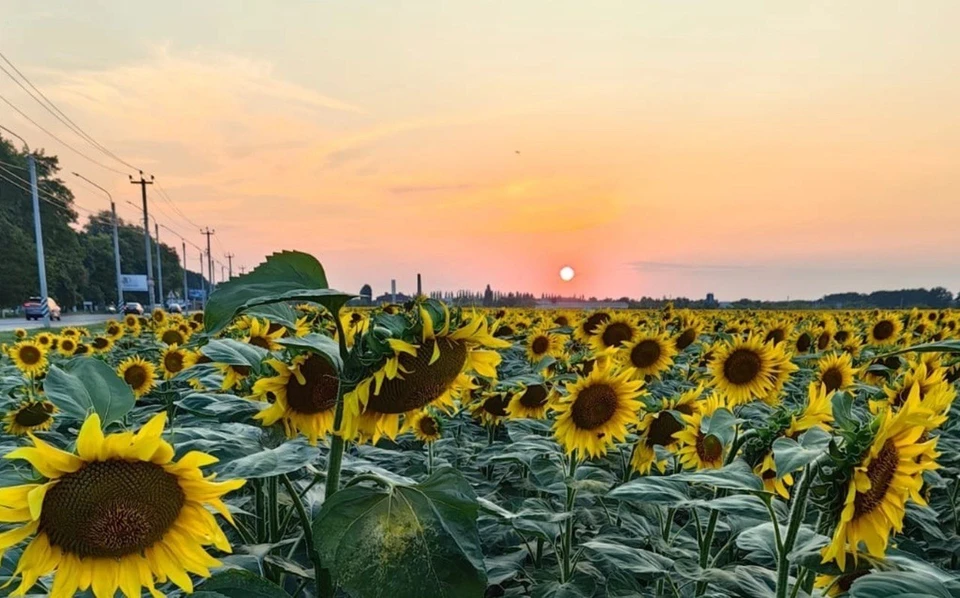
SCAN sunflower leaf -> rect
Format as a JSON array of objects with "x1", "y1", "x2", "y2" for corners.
[
  {"x1": 314, "y1": 467, "x2": 487, "y2": 598},
  {"x1": 200, "y1": 339, "x2": 268, "y2": 373},
  {"x1": 277, "y1": 333, "x2": 343, "y2": 371},
  {"x1": 198, "y1": 569, "x2": 289, "y2": 597},
  {"x1": 217, "y1": 439, "x2": 321, "y2": 479},
  {"x1": 45, "y1": 359, "x2": 135, "y2": 428},
  {"x1": 204, "y1": 251, "x2": 355, "y2": 335},
  {"x1": 772, "y1": 427, "x2": 831, "y2": 478}
]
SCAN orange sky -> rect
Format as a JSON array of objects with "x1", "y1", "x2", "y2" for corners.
[{"x1": 2, "y1": 2, "x2": 959, "y2": 300}]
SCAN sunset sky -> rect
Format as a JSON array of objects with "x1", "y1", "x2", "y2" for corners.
[{"x1": 2, "y1": 2, "x2": 959, "y2": 301}]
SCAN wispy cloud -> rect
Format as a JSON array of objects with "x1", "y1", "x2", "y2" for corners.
[{"x1": 388, "y1": 183, "x2": 480, "y2": 194}]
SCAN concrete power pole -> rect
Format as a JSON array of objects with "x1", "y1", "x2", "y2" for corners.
[
  {"x1": 198, "y1": 250, "x2": 206, "y2": 307},
  {"x1": 130, "y1": 172, "x2": 155, "y2": 310},
  {"x1": 181, "y1": 240, "x2": 188, "y2": 307},
  {"x1": 28, "y1": 153, "x2": 50, "y2": 327},
  {"x1": 201, "y1": 228, "x2": 215, "y2": 291},
  {"x1": 226, "y1": 253, "x2": 234, "y2": 279},
  {"x1": 155, "y1": 222, "x2": 163, "y2": 307}
]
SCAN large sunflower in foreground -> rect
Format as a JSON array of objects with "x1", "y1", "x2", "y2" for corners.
[
  {"x1": 619, "y1": 331, "x2": 677, "y2": 379},
  {"x1": 552, "y1": 366, "x2": 643, "y2": 458},
  {"x1": 524, "y1": 326, "x2": 565, "y2": 363},
  {"x1": 821, "y1": 392, "x2": 939, "y2": 570},
  {"x1": 817, "y1": 352, "x2": 856, "y2": 392},
  {"x1": 673, "y1": 395, "x2": 728, "y2": 470},
  {"x1": 117, "y1": 355, "x2": 158, "y2": 398},
  {"x1": 343, "y1": 309, "x2": 509, "y2": 443},
  {"x1": 708, "y1": 335, "x2": 790, "y2": 406},
  {"x1": 0, "y1": 412, "x2": 244, "y2": 597},
  {"x1": 9, "y1": 340, "x2": 48, "y2": 377},
  {"x1": 253, "y1": 354, "x2": 339, "y2": 445},
  {"x1": 631, "y1": 385, "x2": 701, "y2": 474},
  {"x1": 3, "y1": 401, "x2": 57, "y2": 436}
]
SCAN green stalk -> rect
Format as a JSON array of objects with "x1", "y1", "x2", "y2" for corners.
[
  {"x1": 427, "y1": 441, "x2": 435, "y2": 475},
  {"x1": 323, "y1": 313, "x2": 351, "y2": 500},
  {"x1": 253, "y1": 478, "x2": 266, "y2": 542},
  {"x1": 560, "y1": 456, "x2": 579, "y2": 583},
  {"x1": 268, "y1": 476, "x2": 280, "y2": 543},
  {"x1": 281, "y1": 475, "x2": 327, "y2": 598},
  {"x1": 776, "y1": 464, "x2": 816, "y2": 598}
]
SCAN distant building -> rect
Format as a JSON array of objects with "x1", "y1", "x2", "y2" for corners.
[{"x1": 705, "y1": 293, "x2": 718, "y2": 308}]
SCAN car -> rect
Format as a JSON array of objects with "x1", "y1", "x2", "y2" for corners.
[
  {"x1": 166, "y1": 303, "x2": 183, "y2": 314},
  {"x1": 122, "y1": 302, "x2": 145, "y2": 316},
  {"x1": 23, "y1": 297, "x2": 61, "y2": 321}
]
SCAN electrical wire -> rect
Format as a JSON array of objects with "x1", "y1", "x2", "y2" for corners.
[
  {"x1": 155, "y1": 181, "x2": 202, "y2": 230},
  {"x1": 0, "y1": 168, "x2": 95, "y2": 215}
]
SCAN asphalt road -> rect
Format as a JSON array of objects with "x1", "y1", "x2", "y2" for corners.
[{"x1": 0, "y1": 313, "x2": 114, "y2": 332}]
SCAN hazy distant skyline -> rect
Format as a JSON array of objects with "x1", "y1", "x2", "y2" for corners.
[{"x1": 2, "y1": 1, "x2": 959, "y2": 301}]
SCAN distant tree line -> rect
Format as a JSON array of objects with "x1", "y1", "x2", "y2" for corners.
[
  {"x1": 627, "y1": 287, "x2": 956, "y2": 310},
  {"x1": 0, "y1": 137, "x2": 206, "y2": 310}
]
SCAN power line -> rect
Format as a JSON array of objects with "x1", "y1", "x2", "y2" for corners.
[
  {"x1": 0, "y1": 51, "x2": 139, "y2": 172},
  {"x1": 0, "y1": 168, "x2": 94, "y2": 215},
  {"x1": 154, "y1": 181, "x2": 202, "y2": 229},
  {"x1": 0, "y1": 92, "x2": 128, "y2": 175},
  {"x1": 0, "y1": 157, "x2": 28, "y2": 171}
]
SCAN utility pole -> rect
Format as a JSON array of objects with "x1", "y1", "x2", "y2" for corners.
[
  {"x1": 130, "y1": 171, "x2": 155, "y2": 310},
  {"x1": 181, "y1": 240, "x2": 188, "y2": 308},
  {"x1": 198, "y1": 250, "x2": 206, "y2": 307},
  {"x1": 221, "y1": 262, "x2": 226, "y2": 282},
  {"x1": 226, "y1": 253, "x2": 234, "y2": 279},
  {"x1": 73, "y1": 173, "x2": 123, "y2": 310},
  {"x1": 239, "y1": 265, "x2": 246, "y2": 275},
  {"x1": 28, "y1": 153, "x2": 50, "y2": 327},
  {"x1": 201, "y1": 228, "x2": 215, "y2": 293},
  {"x1": 154, "y1": 222, "x2": 163, "y2": 307}
]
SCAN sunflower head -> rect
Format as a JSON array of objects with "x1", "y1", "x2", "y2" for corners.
[
  {"x1": 552, "y1": 366, "x2": 643, "y2": 458},
  {"x1": 507, "y1": 383, "x2": 554, "y2": 420},
  {"x1": 405, "y1": 410, "x2": 443, "y2": 443},
  {"x1": 117, "y1": 356, "x2": 158, "y2": 398},
  {"x1": 151, "y1": 307, "x2": 167, "y2": 325},
  {"x1": 574, "y1": 311, "x2": 611, "y2": 343},
  {"x1": 56, "y1": 336, "x2": 77, "y2": 356},
  {"x1": 161, "y1": 345, "x2": 190, "y2": 380},
  {"x1": 525, "y1": 326, "x2": 564, "y2": 363},
  {"x1": 867, "y1": 315, "x2": 903, "y2": 346},
  {"x1": 34, "y1": 333, "x2": 53, "y2": 348},
  {"x1": 620, "y1": 331, "x2": 677, "y2": 379},
  {"x1": 123, "y1": 314, "x2": 140, "y2": 329},
  {"x1": 9, "y1": 340, "x2": 48, "y2": 377},
  {"x1": 157, "y1": 325, "x2": 189, "y2": 347},
  {"x1": 253, "y1": 354, "x2": 340, "y2": 445},
  {"x1": 709, "y1": 335, "x2": 788, "y2": 406},
  {"x1": 14, "y1": 328, "x2": 27, "y2": 339},
  {"x1": 104, "y1": 320, "x2": 124, "y2": 339},
  {"x1": 817, "y1": 352, "x2": 856, "y2": 393},
  {"x1": 472, "y1": 391, "x2": 512, "y2": 426},
  {"x1": 673, "y1": 395, "x2": 729, "y2": 470},
  {"x1": 590, "y1": 313, "x2": 640, "y2": 352},
  {"x1": 90, "y1": 335, "x2": 114, "y2": 354},
  {"x1": 3, "y1": 400, "x2": 57, "y2": 436}
]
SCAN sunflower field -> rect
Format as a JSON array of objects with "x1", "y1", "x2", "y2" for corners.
[{"x1": 1, "y1": 251, "x2": 959, "y2": 598}]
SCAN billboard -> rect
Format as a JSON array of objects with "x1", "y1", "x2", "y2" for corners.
[{"x1": 121, "y1": 274, "x2": 148, "y2": 292}]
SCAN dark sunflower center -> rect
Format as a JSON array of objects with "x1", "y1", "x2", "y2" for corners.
[
  {"x1": 853, "y1": 440, "x2": 899, "y2": 518},
  {"x1": 285, "y1": 355, "x2": 339, "y2": 414},
  {"x1": 107, "y1": 325, "x2": 121, "y2": 336},
  {"x1": 696, "y1": 433, "x2": 723, "y2": 463},
  {"x1": 419, "y1": 416, "x2": 439, "y2": 437},
  {"x1": 124, "y1": 365, "x2": 148, "y2": 389},
  {"x1": 75, "y1": 344, "x2": 90, "y2": 355},
  {"x1": 61, "y1": 340, "x2": 75, "y2": 351},
  {"x1": 531, "y1": 336, "x2": 550, "y2": 355},
  {"x1": 646, "y1": 411, "x2": 683, "y2": 446},
  {"x1": 817, "y1": 332, "x2": 831, "y2": 351},
  {"x1": 482, "y1": 395, "x2": 511, "y2": 417},
  {"x1": 675, "y1": 328, "x2": 696, "y2": 350},
  {"x1": 192, "y1": 313, "x2": 204, "y2": 324},
  {"x1": 366, "y1": 338, "x2": 467, "y2": 414},
  {"x1": 601, "y1": 322, "x2": 633, "y2": 348},
  {"x1": 18, "y1": 345, "x2": 42, "y2": 365},
  {"x1": 761, "y1": 468, "x2": 777, "y2": 480},
  {"x1": 232, "y1": 365, "x2": 252, "y2": 376},
  {"x1": 873, "y1": 321, "x2": 895, "y2": 341},
  {"x1": 630, "y1": 340, "x2": 662, "y2": 369},
  {"x1": 570, "y1": 383, "x2": 619, "y2": 430},
  {"x1": 796, "y1": 333, "x2": 812, "y2": 352},
  {"x1": 40, "y1": 460, "x2": 185, "y2": 559},
  {"x1": 164, "y1": 352, "x2": 185, "y2": 373},
  {"x1": 554, "y1": 315, "x2": 569, "y2": 327},
  {"x1": 37, "y1": 336, "x2": 51, "y2": 346},
  {"x1": 838, "y1": 571, "x2": 870, "y2": 592},
  {"x1": 723, "y1": 349, "x2": 762, "y2": 385},
  {"x1": 249, "y1": 335, "x2": 272, "y2": 349},
  {"x1": 519, "y1": 385, "x2": 549, "y2": 408},
  {"x1": 13, "y1": 402, "x2": 54, "y2": 427},
  {"x1": 765, "y1": 329, "x2": 785, "y2": 345},
  {"x1": 820, "y1": 367, "x2": 844, "y2": 392},
  {"x1": 494, "y1": 325, "x2": 515, "y2": 337},
  {"x1": 835, "y1": 330, "x2": 850, "y2": 343},
  {"x1": 583, "y1": 312, "x2": 610, "y2": 335},
  {"x1": 92, "y1": 337, "x2": 110, "y2": 350},
  {"x1": 161, "y1": 330, "x2": 184, "y2": 345}
]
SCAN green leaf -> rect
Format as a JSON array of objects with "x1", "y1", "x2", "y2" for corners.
[
  {"x1": 532, "y1": 576, "x2": 596, "y2": 598},
  {"x1": 608, "y1": 478, "x2": 691, "y2": 506},
  {"x1": 772, "y1": 427, "x2": 831, "y2": 478},
  {"x1": 314, "y1": 467, "x2": 487, "y2": 598},
  {"x1": 581, "y1": 540, "x2": 672, "y2": 575},
  {"x1": 277, "y1": 333, "x2": 343, "y2": 371},
  {"x1": 832, "y1": 391, "x2": 857, "y2": 430},
  {"x1": 44, "y1": 359, "x2": 135, "y2": 427},
  {"x1": 874, "y1": 340, "x2": 960, "y2": 357},
  {"x1": 670, "y1": 460, "x2": 764, "y2": 492},
  {"x1": 176, "y1": 393, "x2": 265, "y2": 422},
  {"x1": 849, "y1": 571, "x2": 960, "y2": 598},
  {"x1": 217, "y1": 440, "x2": 321, "y2": 479},
  {"x1": 204, "y1": 251, "x2": 354, "y2": 335},
  {"x1": 200, "y1": 339, "x2": 268, "y2": 373},
  {"x1": 198, "y1": 569, "x2": 289, "y2": 598},
  {"x1": 700, "y1": 407, "x2": 737, "y2": 446}
]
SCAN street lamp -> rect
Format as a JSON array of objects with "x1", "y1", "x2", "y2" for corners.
[{"x1": 73, "y1": 172, "x2": 123, "y2": 311}]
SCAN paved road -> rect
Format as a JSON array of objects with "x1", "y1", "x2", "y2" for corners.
[{"x1": 0, "y1": 313, "x2": 114, "y2": 332}]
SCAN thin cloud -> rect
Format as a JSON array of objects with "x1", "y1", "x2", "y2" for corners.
[{"x1": 389, "y1": 183, "x2": 480, "y2": 194}]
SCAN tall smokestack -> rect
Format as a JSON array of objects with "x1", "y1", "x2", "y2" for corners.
[{"x1": 417, "y1": 273, "x2": 422, "y2": 296}]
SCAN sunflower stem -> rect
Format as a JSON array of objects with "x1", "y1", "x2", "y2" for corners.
[
  {"x1": 560, "y1": 456, "x2": 579, "y2": 583},
  {"x1": 776, "y1": 463, "x2": 816, "y2": 598},
  {"x1": 281, "y1": 474, "x2": 327, "y2": 598},
  {"x1": 427, "y1": 441, "x2": 434, "y2": 475},
  {"x1": 254, "y1": 478, "x2": 266, "y2": 542},
  {"x1": 268, "y1": 476, "x2": 280, "y2": 543}
]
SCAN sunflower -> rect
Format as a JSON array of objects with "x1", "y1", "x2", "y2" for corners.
[
  {"x1": 151, "y1": 307, "x2": 167, "y2": 325},
  {"x1": 573, "y1": 311, "x2": 611, "y2": 344},
  {"x1": 73, "y1": 343, "x2": 91, "y2": 356},
  {"x1": 59, "y1": 327, "x2": 81, "y2": 338},
  {"x1": 762, "y1": 319, "x2": 793, "y2": 346},
  {"x1": 867, "y1": 314, "x2": 903, "y2": 346},
  {"x1": 525, "y1": 326, "x2": 565, "y2": 363},
  {"x1": 104, "y1": 320, "x2": 124, "y2": 340},
  {"x1": 89, "y1": 335, "x2": 114, "y2": 354},
  {"x1": 552, "y1": 366, "x2": 643, "y2": 458},
  {"x1": 404, "y1": 410, "x2": 443, "y2": 443},
  {"x1": 9, "y1": 341, "x2": 48, "y2": 377},
  {"x1": 821, "y1": 391, "x2": 939, "y2": 570},
  {"x1": 33, "y1": 333, "x2": 53, "y2": 349},
  {"x1": 156, "y1": 325, "x2": 189, "y2": 347},
  {"x1": 471, "y1": 390, "x2": 512, "y2": 426},
  {"x1": 817, "y1": 352, "x2": 856, "y2": 392},
  {"x1": 343, "y1": 308, "x2": 509, "y2": 443},
  {"x1": 673, "y1": 395, "x2": 728, "y2": 470},
  {"x1": 756, "y1": 452, "x2": 793, "y2": 499},
  {"x1": 14, "y1": 328, "x2": 27, "y2": 339},
  {"x1": 191, "y1": 311, "x2": 204, "y2": 325},
  {"x1": 338, "y1": 311, "x2": 369, "y2": 348},
  {"x1": 785, "y1": 383, "x2": 835, "y2": 438},
  {"x1": 252, "y1": 354, "x2": 339, "y2": 445},
  {"x1": 550, "y1": 310, "x2": 576, "y2": 328},
  {"x1": 242, "y1": 317, "x2": 286, "y2": 351},
  {"x1": 708, "y1": 335, "x2": 790, "y2": 406},
  {"x1": 673, "y1": 314, "x2": 704, "y2": 351},
  {"x1": 117, "y1": 356, "x2": 158, "y2": 398},
  {"x1": 3, "y1": 401, "x2": 57, "y2": 436},
  {"x1": 631, "y1": 385, "x2": 701, "y2": 474},
  {"x1": 55, "y1": 336, "x2": 77, "y2": 357},
  {"x1": 160, "y1": 345, "x2": 190, "y2": 380},
  {"x1": 790, "y1": 326, "x2": 815, "y2": 354},
  {"x1": 123, "y1": 314, "x2": 140, "y2": 330},
  {"x1": 0, "y1": 412, "x2": 244, "y2": 597},
  {"x1": 506, "y1": 383, "x2": 554, "y2": 419},
  {"x1": 590, "y1": 313, "x2": 640, "y2": 352},
  {"x1": 619, "y1": 330, "x2": 677, "y2": 379}
]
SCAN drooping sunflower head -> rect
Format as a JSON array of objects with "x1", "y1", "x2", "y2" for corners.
[
  {"x1": 117, "y1": 355, "x2": 158, "y2": 398},
  {"x1": 619, "y1": 330, "x2": 677, "y2": 379},
  {"x1": 867, "y1": 314, "x2": 903, "y2": 346},
  {"x1": 73, "y1": 342, "x2": 91, "y2": 356},
  {"x1": 673, "y1": 394, "x2": 728, "y2": 470},
  {"x1": 590, "y1": 313, "x2": 640, "y2": 353},
  {"x1": 755, "y1": 451, "x2": 794, "y2": 499},
  {"x1": 56, "y1": 336, "x2": 77, "y2": 357},
  {"x1": 674, "y1": 313, "x2": 704, "y2": 351},
  {"x1": 552, "y1": 365, "x2": 643, "y2": 459},
  {"x1": 9, "y1": 340, "x2": 48, "y2": 377},
  {"x1": 472, "y1": 391, "x2": 512, "y2": 426},
  {"x1": 785, "y1": 383, "x2": 835, "y2": 438},
  {"x1": 525, "y1": 325, "x2": 565, "y2": 363},
  {"x1": 506, "y1": 382, "x2": 554, "y2": 420},
  {"x1": 817, "y1": 352, "x2": 856, "y2": 393},
  {"x1": 253, "y1": 354, "x2": 340, "y2": 445},
  {"x1": 3, "y1": 400, "x2": 57, "y2": 436},
  {"x1": 631, "y1": 385, "x2": 702, "y2": 474},
  {"x1": 0, "y1": 412, "x2": 245, "y2": 597},
  {"x1": 161, "y1": 345, "x2": 190, "y2": 380},
  {"x1": 156, "y1": 324, "x2": 189, "y2": 347},
  {"x1": 708, "y1": 335, "x2": 785, "y2": 406}
]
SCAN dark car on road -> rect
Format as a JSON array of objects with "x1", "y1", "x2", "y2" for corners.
[
  {"x1": 23, "y1": 297, "x2": 61, "y2": 321},
  {"x1": 123, "y1": 302, "x2": 145, "y2": 316}
]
